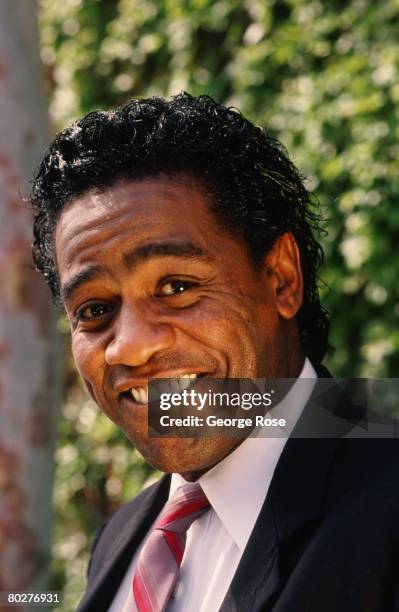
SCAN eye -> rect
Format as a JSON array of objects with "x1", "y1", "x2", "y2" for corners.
[
  {"x1": 157, "y1": 279, "x2": 199, "y2": 296},
  {"x1": 77, "y1": 303, "x2": 114, "y2": 321}
]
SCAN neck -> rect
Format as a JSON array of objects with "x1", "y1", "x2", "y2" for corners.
[{"x1": 180, "y1": 351, "x2": 307, "y2": 483}]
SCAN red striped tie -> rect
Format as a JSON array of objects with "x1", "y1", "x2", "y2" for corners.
[{"x1": 133, "y1": 483, "x2": 210, "y2": 612}]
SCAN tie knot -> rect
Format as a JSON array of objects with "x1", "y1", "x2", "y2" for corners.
[{"x1": 157, "y1": 482, "x2": 210, "y2": 533}]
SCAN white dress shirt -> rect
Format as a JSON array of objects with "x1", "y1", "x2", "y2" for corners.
[{"x1": 109, "y1": 358, "x2": 316, "y2": 612}]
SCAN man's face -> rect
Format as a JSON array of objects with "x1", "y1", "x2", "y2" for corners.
[{"x1": 55, "y1": 176, "x2": 302, "y2": 476}]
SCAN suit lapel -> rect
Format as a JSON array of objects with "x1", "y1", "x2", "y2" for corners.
[
  {"x1": 78, "y1": 474, "x2": 171, "y2": 611},
  {"x1": 219, "y1": 436, "x2": 340, "y2": 612},
  {"x1": 219, "y1": 494, "x2": 280, "y2": 612}
]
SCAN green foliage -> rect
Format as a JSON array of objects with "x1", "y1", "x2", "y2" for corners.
[{"x1": 38, "y1": 0, "x2": 399, "y2": 608}]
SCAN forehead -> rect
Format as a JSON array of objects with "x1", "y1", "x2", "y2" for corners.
[
  {"x1": 54, "y1": 176, "x2": 235, "y2": 282},
  {"x1": 57, "y1": 176, "x2": 214, "y2": 238}
]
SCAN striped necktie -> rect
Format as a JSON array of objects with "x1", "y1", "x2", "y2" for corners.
[{"x1": 133, "y1": 482, "x2": 210, "y2": 612}]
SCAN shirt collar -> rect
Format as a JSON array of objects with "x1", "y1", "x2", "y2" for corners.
[{"x1": 171, "y1": 358, "x2": 317, "y2": 552}]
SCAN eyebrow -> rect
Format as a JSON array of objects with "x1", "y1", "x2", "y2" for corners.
[
  {"x1": 61, "y1": 266, "x2": 106, "y2": 303},
  {"x1": 122, "y1": 241, "x2": 209, "y2": 269},
  {"x1": 60, "y1": 241, "x2": 211, "y2": 304}
]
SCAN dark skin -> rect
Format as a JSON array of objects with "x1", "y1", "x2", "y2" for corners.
[{"x1": 55, "y1": 175, "x2": 304, "y2": 480}]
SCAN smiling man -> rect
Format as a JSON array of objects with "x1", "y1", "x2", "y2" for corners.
[
  {"x1": 55, "y1": 175, "x2": 304, "y2": 476},
  {"x1": 31, "y1": 94, "x2": 399, "y2": 612}
]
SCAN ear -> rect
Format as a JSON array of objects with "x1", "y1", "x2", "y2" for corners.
[{"x1": 264, "y1": 232, "x2": 303, "y2": 320}]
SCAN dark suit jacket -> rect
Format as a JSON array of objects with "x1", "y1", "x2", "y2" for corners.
[{"x1": 77, "y1": 368, "x2": 399, "y2": 611}]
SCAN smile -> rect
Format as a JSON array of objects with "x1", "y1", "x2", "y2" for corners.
[{"x1": 129, "y1": 374, "x2": 200, "y2": 405}]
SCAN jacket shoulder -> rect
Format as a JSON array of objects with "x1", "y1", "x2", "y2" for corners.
[
  {"x1": 87, "y1": 476, "x2": 169, "y2": 582},
  {"x1": 328, "y1": 438, "x2": 399, "y2": 511}
]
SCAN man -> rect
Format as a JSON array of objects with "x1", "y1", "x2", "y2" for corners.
[{"x1": 31, "y1": 94, "x2": 399, "y2": 611}]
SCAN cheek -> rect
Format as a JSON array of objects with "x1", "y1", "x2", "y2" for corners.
[
  {"x1": 71, "y1": 333, "x2": 105, "y2": 384},
  {"x1": 171, "y1": 295, "x2": 268, "y2": 360},
  {"x1": 170, "y1": 298, "x2": 246, "y2": 342}
]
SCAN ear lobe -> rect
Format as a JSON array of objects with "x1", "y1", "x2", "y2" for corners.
[{"x1": 264, "y1": 233, "x2": 303, "y2": 320}]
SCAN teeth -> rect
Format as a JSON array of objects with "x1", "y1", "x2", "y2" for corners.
[
  {"x1": 131, "y1": 388, "x2": 141, "y2": 402},
  {"x1": 177, "y1": 374, "x2": 198, "y2": 391},
  {"x1": 178, "y1": 377, "x2": 191, "y2": 390},
  {"x1": 130, "y1": 387, "x2": 148, "y2": 404},
  {"x1": 129, "y1": 374, "x2": 199, "y2": 403},
  {"x1": 138, "y1": 387, "x2": 148, "y2": 404}
]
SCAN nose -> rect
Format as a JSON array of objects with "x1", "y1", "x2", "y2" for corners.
[{"x1": 104, "y1": 301, "x2": 176, "y2": 367}]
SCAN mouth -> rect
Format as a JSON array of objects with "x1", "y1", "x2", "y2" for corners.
[{"x1": 120, "y1": 373, "x2": 206, "y2": 405}]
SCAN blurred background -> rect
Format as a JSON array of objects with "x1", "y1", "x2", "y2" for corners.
[{"x1": 1, "y1": 0, "x2": 398, "y2": 609}]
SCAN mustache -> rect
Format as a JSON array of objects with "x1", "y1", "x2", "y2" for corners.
[{"x1": 106, "y1": 352, "x2": 217, "y2": 385}]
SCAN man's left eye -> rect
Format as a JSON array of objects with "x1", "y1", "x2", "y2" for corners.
[{"x1": 157, "y1": 279, "x2": 198, "y2": 296}]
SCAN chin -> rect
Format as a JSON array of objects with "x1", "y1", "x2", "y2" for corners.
[{"x1": 132, "y1": 436, "x2": 240, "y2": 476}]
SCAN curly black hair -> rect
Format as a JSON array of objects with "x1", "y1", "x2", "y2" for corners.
[{"x1": 31, "y1": 92, "x2": 329, "y2": 362}]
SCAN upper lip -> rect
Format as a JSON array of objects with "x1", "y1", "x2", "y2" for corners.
[{"x1": 115, "y1": 371, "x2": 208, "y2": 394}]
